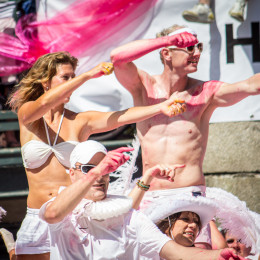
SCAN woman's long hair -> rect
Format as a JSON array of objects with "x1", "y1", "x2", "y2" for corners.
[{"x1": 7, "y1": 51, "x2": 78, "y2": 112}]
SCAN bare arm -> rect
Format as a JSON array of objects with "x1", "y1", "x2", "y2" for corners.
[
  {"x1": 212, "y1": 73, "x2": 260, "y2": 107},
  {"x1": 160, "y1": 240, "x2": 246, "y2": 260},
  {"x1": 129, "y1": 164, "x2": 185, "y2": 210},
  {"x1": 110, "y1": 32, "x2": 198, "y2": 94},
  {"x1": 18, "y1": 62, "x2": 113, "y2": 125},
  {"x1": 210, "y1": 220, "x2": 227, "y2": 250},
  {"x1": 42, "y1": 147, "x2": 133, "y2": 224},
  {"x1": 79, "y1": 98, "x2": 186, "y2": 140}
]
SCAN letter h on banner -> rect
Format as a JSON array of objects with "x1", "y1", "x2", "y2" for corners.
[{"x1": 225, "y1": 22, "x2": 260, "y2": 63}]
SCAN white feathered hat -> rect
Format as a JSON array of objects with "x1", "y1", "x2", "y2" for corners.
[
  {"x1": 206, "y1": 187, "x2": 260, "y2": 254},
  {"x1": 144, "y1": 193, "x2": 217, "y2": 228}
]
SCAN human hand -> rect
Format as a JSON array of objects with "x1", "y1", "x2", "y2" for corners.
[
  {"x1": 91, "y1": 62, "x2": 114, "y2": 78},
  {"x1": 96, "y1": 147, "x2": 134, "y2": 176},
  {"x1": 218, "y1": 248, "x2": 246, "y2": 260},
  {"x1": 161, "y1": 97, "x2": 187, "y2": 117},
  {"x1": 145, "y1": 164, "x2": 185, "y2": 182},
  {"x1": 168, "y1": 32, "x2": 198, "y2": 48}
]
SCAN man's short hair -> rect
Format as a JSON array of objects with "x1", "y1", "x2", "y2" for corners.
[{"x1": 156, "y1": 24, "x2": 186, "y2": 64}]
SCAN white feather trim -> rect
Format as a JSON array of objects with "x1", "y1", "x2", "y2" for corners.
[
  {"x1": 206, "y1": 187, "x2": 260, "y2": 253},
  {"x1": 73, "y1": 195, "x2": 133, "y2": 220},
  {"x1": 108, "y1": 135, "x2": 140, "y2": 195}
]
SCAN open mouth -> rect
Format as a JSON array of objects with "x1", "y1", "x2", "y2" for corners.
[
  {"x1": 188, "y1": 60, "x2": 198, "y2": 64},
  {"x1": 183, "y1": 231, "x2": 194, "y2": 238}
]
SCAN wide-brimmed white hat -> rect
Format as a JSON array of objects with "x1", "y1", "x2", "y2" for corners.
[
  {"x1": 70, "y1": 140, "x2": 107, "y2": 169},
  {"x1": 206, "y1": 187, "x2": 260, "y2": 254},
  {"x1": 144, "y1": 193, "x2": 217, "y2": 228}
]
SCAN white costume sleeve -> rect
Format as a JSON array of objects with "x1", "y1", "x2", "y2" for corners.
[
  {"x1": 39, "y1": 197, "x2": 56, "y2": 221},
  {"x1": 39, "y1": 196, "x2": 65, "y2": 232},
  {"x1": 132, "y1": 211, "x2": 171, "y2": 258}
]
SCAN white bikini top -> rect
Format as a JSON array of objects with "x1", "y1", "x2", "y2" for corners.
[{"x1": 21, "y1": 110, "x2": 79, "y2": 169}]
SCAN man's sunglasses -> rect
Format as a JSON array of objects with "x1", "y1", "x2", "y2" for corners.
[
  {"x1": 186, "y1": 42, "x2": 203, "y2": 53},
  {"x1": 74, "y1": 164, "x2": 96, "y2": 174},
  {"x1": 169, "y1": 42, "x2": 203, "y2": 54}
]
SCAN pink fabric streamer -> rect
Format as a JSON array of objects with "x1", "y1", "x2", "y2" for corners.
[{"x1": 0, "y1": 0, "x2": 159, "y2": 76}]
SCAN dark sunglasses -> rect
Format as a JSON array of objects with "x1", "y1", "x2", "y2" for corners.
[
  {"x1": 186, "y1": 42, "x2": 203, "y2": 53},
  {"x1": 74, "y1": 164, "x2": 96, "y2": 174}
]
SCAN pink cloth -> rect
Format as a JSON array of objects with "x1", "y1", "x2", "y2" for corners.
[{"x1": 0, "y1": 0, "x2": 159, "y2": 76}]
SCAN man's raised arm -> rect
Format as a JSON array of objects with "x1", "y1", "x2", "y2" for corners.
[
  {"x1": 40, "y1": 147, "x2": 133, "y2": 224},
  {"x1": 110, "y1": 32, "x2": 198, "y2": 93},
  {"x1": 111, "y1": 32, "x2": 197, "y2": 66}
]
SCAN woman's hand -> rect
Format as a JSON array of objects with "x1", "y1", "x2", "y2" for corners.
[
  {"x1": 160, "y1": 97, "x2": 187, "y2": 117},
  {"x1": 90, "y1": 62, "x2": 114, "y2": 78}
]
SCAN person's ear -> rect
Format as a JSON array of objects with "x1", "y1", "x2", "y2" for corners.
[
  {"x1": 69, "y1": 168, "x2": 76, "y2": 181},
  {"x1": 41, "y1": 80, "x2": 50, "y2": 92},
  {"x1": 161, "y1": 48, "x2": 172, "y2": 62}
]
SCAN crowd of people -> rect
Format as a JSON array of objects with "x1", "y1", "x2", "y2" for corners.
[{"x1": 0, "y1": 15, "x2": 259, "y2": 260}]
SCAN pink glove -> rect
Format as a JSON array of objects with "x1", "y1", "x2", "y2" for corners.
[
  {"x1": 167, "y1": 32, "x2": 198, "y2": 48},
  {"x1": 218, "y1": 248, "x2": 246, "y2": 260},
  {"x1": 97, "y1": 147, "x2": 134, "y2": 175}
]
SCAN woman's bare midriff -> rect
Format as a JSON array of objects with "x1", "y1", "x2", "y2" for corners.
[{"x1": 26, "y1": 156, "x2": 72, "y2": 209}]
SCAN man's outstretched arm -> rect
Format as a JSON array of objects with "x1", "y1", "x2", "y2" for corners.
[{"x1": 212, "y1": 73, "x2": 260, "y2": 108}]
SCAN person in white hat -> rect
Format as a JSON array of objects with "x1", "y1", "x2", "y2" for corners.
[
  {"x1": 207, "y1": 187, "x2": 260, "y2": 260},
  {"x1": 145, "y1": 194, "x2": 218, "y2": 248},
  {"x1": 38, "y1": 140, "x2": 245, "y2": 260},
  {"x1": 221, "y1": 229, "x2": 253, "y2": 259}
]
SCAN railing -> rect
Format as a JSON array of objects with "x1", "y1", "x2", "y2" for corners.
[{"x1": 0, "y1": 111, "x2": 22, "y2": 167}]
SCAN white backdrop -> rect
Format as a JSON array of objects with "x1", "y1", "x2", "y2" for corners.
[{"x1": 37, "y1": 0, "x2": 260, "y2": 122}]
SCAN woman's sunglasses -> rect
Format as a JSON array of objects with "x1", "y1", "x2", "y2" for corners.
[{"x1": 74, "y1": 164, "x2": 96, "y2": 174}]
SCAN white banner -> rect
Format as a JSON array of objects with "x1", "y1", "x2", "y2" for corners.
[{"x1": 37, "y1": 0, "x2": 260, "y2": 122}]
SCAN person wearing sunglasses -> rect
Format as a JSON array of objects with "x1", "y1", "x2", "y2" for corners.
[
  {"x1": 39, "y1": 140, "x2": 245, "y2": 260},
  {"x1": 221, "y1": 229, "x2": 260, "y2": 260},
  {"x1": 111, "y1": 24, "x2": 260, "y2": 250},
  {"x1": 223, "y1": 230, "x2": 251, "y2": 258}
]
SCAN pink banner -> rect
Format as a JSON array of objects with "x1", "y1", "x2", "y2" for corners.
[{"x1": 0, "y1": 0, "x2": 159, "y2": 76}]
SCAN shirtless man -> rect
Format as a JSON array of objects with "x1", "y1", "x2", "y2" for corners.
[{"x1": 110, "y1": 25, "x2": 260, "y2": 247}]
